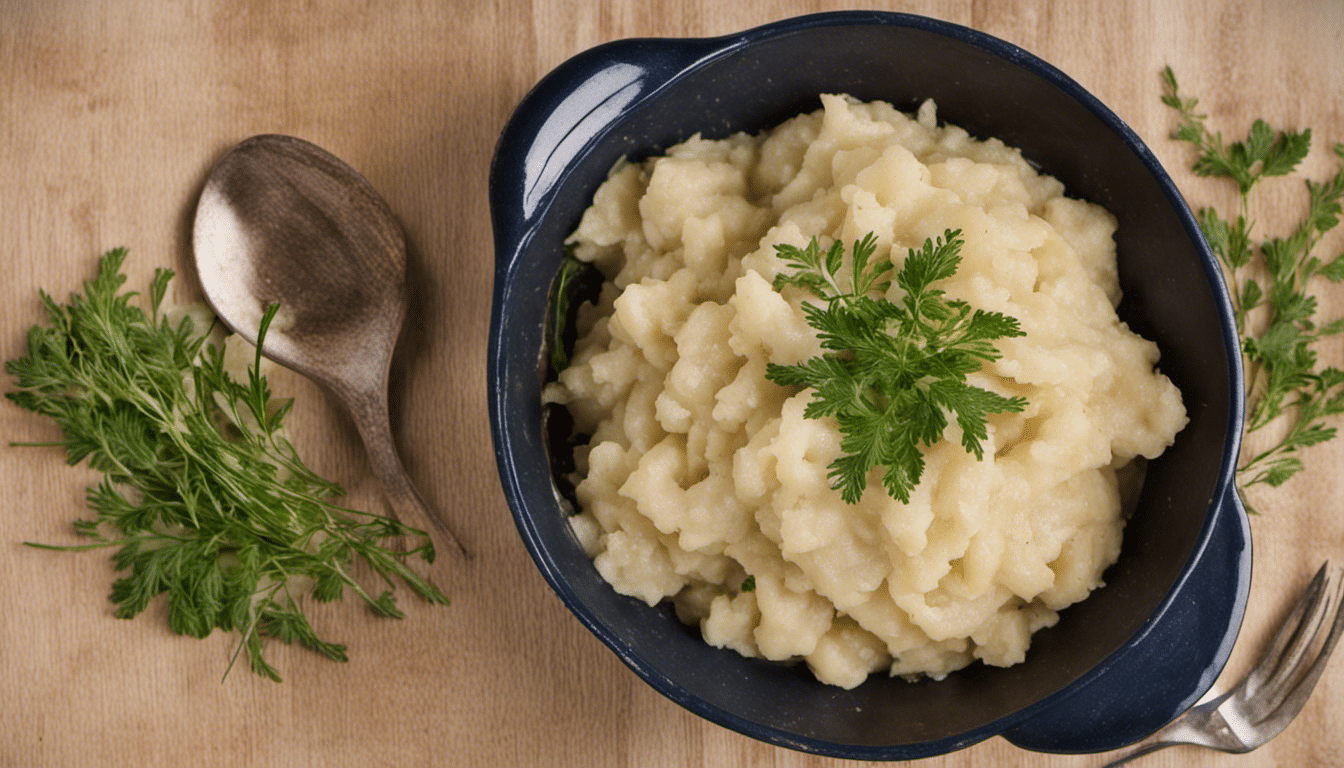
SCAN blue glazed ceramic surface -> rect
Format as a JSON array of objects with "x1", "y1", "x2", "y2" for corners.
[{"x1": 488, "y1": 11, "x2": 1250, "y2": 760}]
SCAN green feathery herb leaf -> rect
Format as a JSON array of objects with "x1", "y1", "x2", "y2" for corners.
[
  {"x1": 766, "y1": 231, "x2": 1028, "y2": 504},
  {"x1": 7, "y1": 249, "x2": 448, "y2": 682},
  {"x1": 1163, "y1": 67, "x2": 1344, "y2": 512},
  {"x1": 548, "y1": 245, "x2": 604, "y2": 373}
]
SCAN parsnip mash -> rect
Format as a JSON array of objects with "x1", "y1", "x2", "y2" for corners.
[{"x1": 543, "y1": 94, "x2": 1186, "y2": 688}]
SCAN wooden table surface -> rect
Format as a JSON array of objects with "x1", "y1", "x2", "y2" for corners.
[{"x1": 3, "y1": 1, "x2": 1342, "y2": 766}]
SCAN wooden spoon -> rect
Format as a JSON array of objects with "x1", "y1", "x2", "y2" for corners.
[{"x1": 192, "y1": 134, "x2": 464, "y2": 557}]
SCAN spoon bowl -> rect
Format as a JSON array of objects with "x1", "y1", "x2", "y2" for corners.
[{"x1": 193, "y1": 134, "x2": 463, "y2": 556}]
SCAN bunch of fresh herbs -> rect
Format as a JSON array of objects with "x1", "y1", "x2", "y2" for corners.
[
  {"x1": 6, "y1": 249, "x2": 447, "y2": 681},
  {"x1": 1162, "y1": 67, "x2": 1344, "y2": 511}
]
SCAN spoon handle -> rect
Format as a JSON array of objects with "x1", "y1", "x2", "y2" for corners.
[{"x1": 345, "y1": 385, "x2": 468, "y2": 559}]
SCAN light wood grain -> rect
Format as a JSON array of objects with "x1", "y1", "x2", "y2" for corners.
[{"x1": 2, "y1": 1, "x2": 1341, "y2": 766}]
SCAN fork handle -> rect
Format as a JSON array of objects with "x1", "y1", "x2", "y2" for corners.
[
  {"x1": 1102, "y1": 694, "x2": 1242, "y2": 766},
  {"x1": 1101, "y1": 714, "x2": 1212, "y2": 767},
  {"x1": 1101, "y1": 738, "x2": 1183, "y2": 767}
]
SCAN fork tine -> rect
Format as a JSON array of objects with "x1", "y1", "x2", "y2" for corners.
[
  {"x1": 1242, "y1": 563, "x2": 1344, "y2": 719},
  {"x1": 1242, "y1": 562, "x2": 1333, "y2": 701},
  {"x1": 1251, "y1": 564, "x2": 1344, "y2": 731}
]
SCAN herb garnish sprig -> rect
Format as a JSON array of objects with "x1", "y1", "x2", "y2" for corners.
[
  {"x1": 766, "y1": 230, "x2": 1028, "y2": 504},
  {"x1": 6, "y1": 249, "x2": 447, "y2": 681},
  {"x1": 1162, "y1": 67, "x2": 1344, "y2": 508}
]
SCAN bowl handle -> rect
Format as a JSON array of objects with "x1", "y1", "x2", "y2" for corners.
[
  {"x1": 1002, "y1": 481, "x2": 1252, "y2": 753},
  {"x1": 488, "y1": 36, "x2": 726, "y2": 269}
]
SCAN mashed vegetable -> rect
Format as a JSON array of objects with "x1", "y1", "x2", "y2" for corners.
[{"x1": 543, "y1": 94, "x2": 1187, "y2": 688}]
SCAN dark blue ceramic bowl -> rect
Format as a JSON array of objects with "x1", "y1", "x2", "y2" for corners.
[{"x1": 488, "y1": 11, "x2": 1250, "y2": 760}]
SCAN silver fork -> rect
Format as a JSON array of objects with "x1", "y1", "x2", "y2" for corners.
[{"x1": 1103, "y1": 561, "x2": 1344, "y2": 766}]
